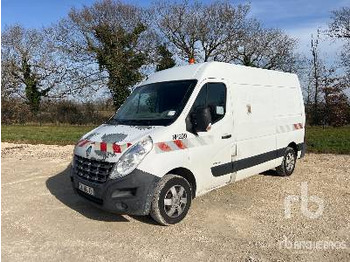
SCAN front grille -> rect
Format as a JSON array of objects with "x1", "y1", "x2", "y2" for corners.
[{"x1": 74, "y1": 155, "x2": 114, "y2": 183}]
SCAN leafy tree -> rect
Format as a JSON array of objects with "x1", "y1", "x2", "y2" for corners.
[
  {"x1": 88, "y1": 21, "x2": 147, "y2": 108},
  {"x1": 58, "y1": 0, "x2": 152, "y2": 109},
  {"x1": 155, "y1": 44, "x2": 176, "y2": 71}
]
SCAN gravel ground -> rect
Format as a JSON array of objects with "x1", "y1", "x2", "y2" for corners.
[{"x1": 1, "y1": 142, "x2": 350, "y2": 262}]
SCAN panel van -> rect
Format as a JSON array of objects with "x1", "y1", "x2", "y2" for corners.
[{"x1": 71, "y1": 62, "x2": 305, "y2": 225}]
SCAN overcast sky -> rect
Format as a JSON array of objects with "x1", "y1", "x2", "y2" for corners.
[{"x1": 2, "y1": 0, "x2": 350, "y2": 63}]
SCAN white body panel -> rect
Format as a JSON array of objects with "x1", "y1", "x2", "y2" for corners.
[{"x1": 76, "y1": 62, "x2": 305, "y2": 197}]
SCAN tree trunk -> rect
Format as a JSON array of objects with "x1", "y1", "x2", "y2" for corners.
[
  {"x1": 25, "y1": 83, "x2": 41, "y2": 115},
  {"x1": 311, "y1": 37, "x2": 320, "y2": 125}
]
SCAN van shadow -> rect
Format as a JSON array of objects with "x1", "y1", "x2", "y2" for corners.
[
  {"x1": 260, "y1": 169, "x2": 280, "y2": 177},
  {"x1": 46, "y1": 165, "x2": 157, "y2": 225}
]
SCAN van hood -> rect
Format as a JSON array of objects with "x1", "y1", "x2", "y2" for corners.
[{"x1": 74, "y1": 124, "x2": 163, "y2": 162}]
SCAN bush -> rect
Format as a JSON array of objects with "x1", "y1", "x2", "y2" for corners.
[
  {"x1": 1, "y1": 98, "x2": 34, "y2": 124},
  {"x1": 56, "y1": 101, "x2": 84, "y2": 124},
  {"x1": 1, "y1": 98, "x2": 114, "y2": 125}
]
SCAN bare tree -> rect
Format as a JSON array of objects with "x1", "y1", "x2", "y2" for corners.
[
  {"x1": 153, "y1": 0, "x2": 297, "y2": 71},
  {"x1": 45, "y1": 24, "x2": 109, "y2": 100},
  {"x1": 328, "y1": 7, "x2": 350, "y2": 78},
  {"x1": 197, "y1": 1, "x2": 249, "y2": 62},
  {"x1": 223, "y1": 19, "x2": 298, "y2": 72},
  {"x1": 310, "y1": 31, "x2": 322, "y2": 124},
  {"x1": 305, "y1": 30, "x2": 349, "y2": 126},
  {"x1": 341, "y1": 42, "x2": 350, "y2": 77},
  {"x1": 329, "y1": 7, "x2": 350, "y2": 39},
  {"x1": 1, "y1": 25, "x2": 68, "y2": 114},
  {"x1": 153, "y1": 0, "x2": 249, "y2": 63}
]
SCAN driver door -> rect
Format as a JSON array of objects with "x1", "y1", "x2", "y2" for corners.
[{"x1": 186, "y1": 80, "x2": 235, "y2": 192}]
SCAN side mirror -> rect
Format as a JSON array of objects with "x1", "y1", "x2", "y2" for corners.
[{"x1": 192, "y1": 107, "x2": 212, "y2": 132}]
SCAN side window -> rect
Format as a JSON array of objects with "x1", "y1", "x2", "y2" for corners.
[
  {"x1": 191, "y1": 84, "x2": 207, "y2": 111},
  {"x1": 207, "y1": 83, "x2": 226, "y2": 123},
  {"x1": 190, "y1": 82, "x2": 226, "y2": 124}
]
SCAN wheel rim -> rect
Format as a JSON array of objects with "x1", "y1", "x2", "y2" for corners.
[
  {"x1": 285, "y1": 152, "x2": 295, "y2": 172},
  {"x1": 163, "y1": 185, "x2": 188, "y2": 218}
]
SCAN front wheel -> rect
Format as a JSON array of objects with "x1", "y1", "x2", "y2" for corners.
[
  {"x1": 150, "y1": 175, "x2": 192, "y2": 225},
  {"x1": 276, "y1": 147, "x2": 297, "y2": 176}
]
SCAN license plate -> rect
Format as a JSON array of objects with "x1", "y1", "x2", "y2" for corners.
[{"x1": 78, "y1": 182, "x2": 95, "y2": 196}]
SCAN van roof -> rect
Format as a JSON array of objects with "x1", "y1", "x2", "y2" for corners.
[{"x1": 143, "y1": 61, "x2": 299, "y2": 87}]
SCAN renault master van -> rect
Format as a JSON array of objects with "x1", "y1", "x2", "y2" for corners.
[{"x1": 71, "y1": 62, "x2": 305, "y2": 225}]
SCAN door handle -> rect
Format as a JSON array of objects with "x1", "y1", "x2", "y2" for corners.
[{"x1": 221, "y1": 134, "x2": 232, "y2": 139}]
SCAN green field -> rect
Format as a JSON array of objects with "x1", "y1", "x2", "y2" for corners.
[
  {"x1": 305, "y1": 126, "x2": 350, "y2": 154},
  {"x1": 1, "y1": 125, "x2": 350, "y2": 154},
  {"x1": 1, "y1": 125, "x2": 97, "y2": 145}
]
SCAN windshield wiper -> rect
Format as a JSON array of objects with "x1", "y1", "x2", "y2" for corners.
[
  {"x1": 123, "y1": 119, "x2": 152, "y2": 126},
  {"x1": 107, "y1": 118, "x2": 169, "y2": 126},
  {"x1": 106, "y1": 118, "x2": 125, "y2": 125}
]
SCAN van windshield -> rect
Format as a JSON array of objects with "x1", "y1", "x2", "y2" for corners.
[{"x1": 107, "y1": 80, "x2": 197, "y2": 126}]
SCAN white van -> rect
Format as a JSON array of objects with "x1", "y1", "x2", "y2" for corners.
[{"x1": 71, "y1": 62, "x2": 305, "y2": 225}]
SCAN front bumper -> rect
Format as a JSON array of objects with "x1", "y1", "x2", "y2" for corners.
[{"x1": 71, "y1": 167, "x2": 160, "y2": 215}]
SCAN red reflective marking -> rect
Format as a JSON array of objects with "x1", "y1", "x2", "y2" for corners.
[
  {"x1": 112, "y1": 144, "x2": 121, "y2": 153},
  {"x1": 100, "y1": 142, "x2": 107, "y2": 152},
  {"x1": 293, "y1": 124, "x2": 299, "y2": 130},
  {"x1": 158, "y1": 142, "x2": 171, "y2": 152},
  {"x1": 127, "y1": 143, "x2": 132, "y2": 148},
  {"x1": 174, "y1": 140, "x2": 186, "y2": 149},
  {"x1": 78, "y1": 139, "x2": 89, "y2": 147}
]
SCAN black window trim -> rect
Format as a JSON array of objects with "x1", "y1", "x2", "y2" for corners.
[
  {"x1": 187, "y1": 81, "x2": 227, "y2": 124},
  {"x1": 185, "y1": 81, "x2": 227, "y2": 133},
  {"x1": 207, "y1": 82, "x2": 227, "y2": 123}
]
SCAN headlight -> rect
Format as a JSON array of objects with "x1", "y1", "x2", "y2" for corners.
[{"x1": 110, "y1": 136, "x2": 153, "y2": 179}]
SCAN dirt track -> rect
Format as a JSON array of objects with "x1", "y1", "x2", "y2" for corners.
[{"x1": 1, "y1": 142, "x2": 350, "y2": 261}]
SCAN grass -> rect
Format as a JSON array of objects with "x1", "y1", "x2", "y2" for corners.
[
  {"x1": 305, "y1": 126, "x2": 350, "y2": 154},
  {"x1": 1, "y1": 124, "x2": 350, "y2": 154},
  {"x1": 1, "y1": 125, "x2": 97, "y2": 145}
]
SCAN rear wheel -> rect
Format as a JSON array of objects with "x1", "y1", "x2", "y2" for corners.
[
  {"x1": 276, "y1": 147, "x2": 297, "y2": 176},
  {"x1": 150, "y1": 175, "x2": 192, "y2": 225}
]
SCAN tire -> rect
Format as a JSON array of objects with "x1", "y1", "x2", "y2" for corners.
[
  {"x1": 276, "y1": 147, "x2": 297, "y2": 176},
  {"x1": 150, "y1": 175, "x2": 192, "y2": 226}
]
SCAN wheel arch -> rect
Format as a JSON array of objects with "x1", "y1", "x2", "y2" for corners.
[
  {"x1": 166, "y1": 167, "x2": 197, "y2": 198},
  {"x1": 287, "y1": 142, "x2": 298, "y2": 154}
]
